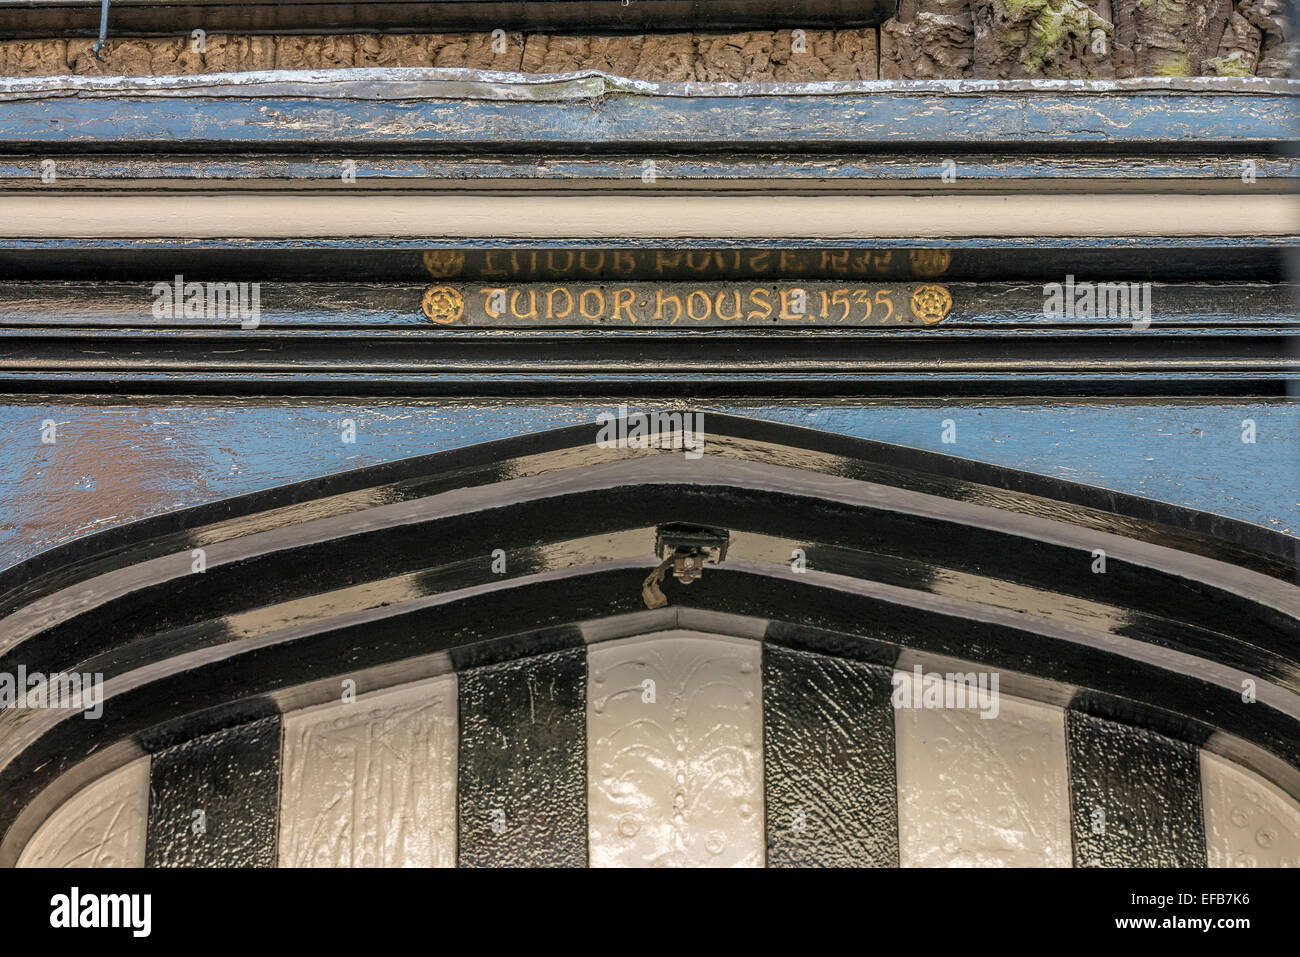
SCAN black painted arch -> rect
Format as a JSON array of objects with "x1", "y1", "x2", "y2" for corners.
[{"x1": 0, "y1": 413, "x2": 1296, "y2": 863}]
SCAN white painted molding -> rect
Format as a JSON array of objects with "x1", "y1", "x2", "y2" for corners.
[{"x1": 0, "y1": 194, "x2": 1293, "y2": 239}]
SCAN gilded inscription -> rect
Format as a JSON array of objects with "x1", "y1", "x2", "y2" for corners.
[
  {"x1": 421, "y1": 285, "x2": 465, "y2": 324},
  {"x1": 419, "y1": 282, "x2": 954, "y2": 327},
  {"x1": 422, "y1": 250, "x2": 466, "y2": 279},
  {"x1": 417, "y1": 249, "x2": 960, "y2": 282},
  {"x1": 908, "y1": 249, "x2": 953, "y2": 278},
  {"x1": 910, "y1": 285, "x2": 953, "y2": 324}
]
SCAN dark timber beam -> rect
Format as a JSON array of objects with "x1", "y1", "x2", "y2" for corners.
[{"x1": 0, "y1": 0, "x2": 902, "y2": 37}]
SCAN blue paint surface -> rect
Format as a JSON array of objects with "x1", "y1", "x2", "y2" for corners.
[
  {"x1": 0, "y1": 398, "x2": 1295, "y2": 571},
  {"x1": 0, "y1": 90, "x2": 1293, "y2": 147}
]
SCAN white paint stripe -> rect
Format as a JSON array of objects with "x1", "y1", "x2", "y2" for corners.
[
  {"x1": 278, "y1": 676, "x2": 458, "y2": 868},
  {"x1": 17, "y1": 757, "x2": 149, "y2": 868},
  {"x1": 8, "y1": 547, "x2": 1297, "y2": 787},
  {"x1": 894, "y1": 670, "x2": 1072, "y2": 867},
  {"x1": 1201, "y1": 750, "x2": 1300, "y2": 867},
  {"x1": 1, "y1": 193, "x2": 1294, "y2": 238},
  {"x1": 588, "y1": 631, "x2": 764, "y2": 867},
  {"x1": 3, "y1": 69, "x2": 1290, "y2": 98}
]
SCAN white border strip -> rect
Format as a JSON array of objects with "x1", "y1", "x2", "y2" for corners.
[
  {"x1": 3, "y1": 193, "x2": 1295, "y2": 239},
  {"x1": 0, "y1": 69, "x2": 1295, "y2": 100}
]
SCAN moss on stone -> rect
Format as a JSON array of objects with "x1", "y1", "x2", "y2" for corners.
[
  {"x1": 1155, "y1": 51, "x2": 1193, "y2": 75},
  {"x1": 1207, "y1": 52, "x2": 1254, "y2": 76},
  {"x1": 997, "y1": 0, "x2": 1110, "y2": 74}
]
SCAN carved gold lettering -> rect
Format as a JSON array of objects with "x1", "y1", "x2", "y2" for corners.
[
  {"x1": 547, "y1": 286, "x2": 574, "y2": 320},
  {"x1": 779, "y1": 288, "x2": 807, "y2": 321},
  {"x1": 655, "y1": 289, "x2": 684, "y2": 323},
  {"x1": 445, "y1": 281, "x2": 950, "y2": 328},
  {"x1": 613, "y1": 251, "x2": 636, "y2": 275},
  {"x1": 509, "y1": 288, "x2": 538, "y2": 319},
  {"x1": 852, "y1": 289, "x2": 874, "y2": 321},
  {"x1": 687, "y1": 290, "x2": 713, "y2": 321},
  {"x1": 579, "y1": 252, "x2": 605, "y2": 274},
  {"x1": 830, "y1": 289, "x2": 851, "y2": 322},
  {"x1": 611, "y1": 288, "x2": 639, "y2": 323},
  {"x1": 875, "y1": 289, "x2": 896, "y2": 322},
  {"x1": 714, "y1": 289, "x2": 743, "y2": 321},
  {"x1": 579, "y1": 288, "x2": 606, "y2": 319},
  {"x1": 481, "y1": 287, "x2": 505, "y2": 319},
  {"x1": 747, "y1": 288, "x2": 773, "y2": 320},
  {"x1": 481, "y1": 251, "x2": 508, "y2": 277}
]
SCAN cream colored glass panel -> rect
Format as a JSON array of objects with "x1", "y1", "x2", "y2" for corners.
[
  {"x1": 588, "y1": 631, "x2": 763, "y2": 867},
  {"x1": 895, "y1": 671, "x2": 1071, "y2": 867},
  {"x1": 1202, "y1": 751, "x2": 1300, "y2": 867},
  {"x1": 18, "y1": 758, "x2": 149, "y2": 868},
  {"x1": 279, "y1": 676, "x2": 457, "y2": 867}
]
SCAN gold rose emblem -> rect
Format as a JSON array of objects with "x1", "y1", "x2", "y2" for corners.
[
  {"x1": 909, "y1": 249, "x2": 952, "y2": 278},
  {"x1": 422, "y1": 250, "x2": 466, "y2": 279},
  {"x1": 421, "y1": 285, "x2": 465, "y2": 325},
  {"x1": 910, "y1": 284, "x2": 952, "y2": 325}
]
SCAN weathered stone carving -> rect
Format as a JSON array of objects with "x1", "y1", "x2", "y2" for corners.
[
  {"x1": 972, "y1": 0, "x2": 1114, "y2": 78},
  {"x1": 0, "y1": 8, "x2": 1289, "y2": 80},
  {"x1": 1242, "y1": 0, "x2": 1296, "y2": 76},
  {"x1": 881, "y1": 0, "x2": 976, "y2": 78},
  {"x1": 1212, "y1": 9, "x2": 1266, "y2": 73},
  {"x1": 1111, "y1": 0, "x2": 1232, "y2": 77}
]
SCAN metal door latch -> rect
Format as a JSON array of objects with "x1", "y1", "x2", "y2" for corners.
[{"x1": 642, "y1": 524, "x2": 729, "y2": 608}]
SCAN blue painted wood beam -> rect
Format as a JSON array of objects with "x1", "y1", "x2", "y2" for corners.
[{"x1": 0, "y1": 76, "x2": 1294, "y2": 150}]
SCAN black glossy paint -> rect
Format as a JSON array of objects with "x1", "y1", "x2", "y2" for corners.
[
  {"x1": 763, "y1": 644, "x2": 899, "y2": 867},
  {"x1": 1, "y1": 565, "x2": 1291, "y2": 862},
  {"x1": 1066, "y1": 710, "x2": 1206, "y2": 868},
  {"x1": 0, "y1": 0, "x2": 898, "y2": 36},
  {"x1": 0, "y1": 416, "x2": 1294, "y2": 860},
  {"x1": 145, "y1": 715, "x2": 281, "y2": 868},
  {"x1": 4, "y1": 329, "x2": 1294, "y2": 397},
  {"x1": 6, "y1": 481, "x2": 1292, "y2": 700},
  {"x1": 457, "y1": 649, "x2": 588, "y2": 867},
  {"x1": 0, "y1": 245, "x2": 1285, "y2": 283},
  {"x1": 1, "y1": 413, "x2": 1289, "y2": 612}
]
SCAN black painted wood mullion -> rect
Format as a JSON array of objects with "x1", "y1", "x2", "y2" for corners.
[
  {"x1": 457, "y1": 648, "x2": 588, "y2": 867},
  {"x1": 762, "y1": 643, "x2": 899, "y2": 867},
  {"x1": 145, "y1": 714, "x2": 282, "y2": 868},
  {"x1": 1065, "y1": 709, "x2": 1207, "y2": 867}
]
